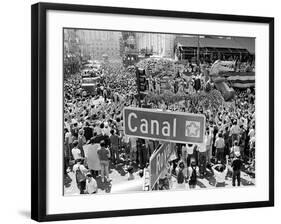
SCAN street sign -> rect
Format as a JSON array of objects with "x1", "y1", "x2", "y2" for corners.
[
  {"x1": 123, "y1": 107, "x2": 205, "y2": 144},
  {"x1": 149, "y1": 143, "x2": 174, "y2": 188}
]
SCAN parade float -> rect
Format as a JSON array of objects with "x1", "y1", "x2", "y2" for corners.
[
  {"x1": 209, "y1": 60, "x2": 255, "y2": 100},
  {"x1": 136, "y1": 57, "x2": 225, "y2": 111}
]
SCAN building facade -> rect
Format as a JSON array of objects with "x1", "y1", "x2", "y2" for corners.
[
  {"x1": 135, "y1": 33, "x2": 175, "y2": 58},
  {"x1": 64, "y1": 29, "x2": 122, "y2": 61}
]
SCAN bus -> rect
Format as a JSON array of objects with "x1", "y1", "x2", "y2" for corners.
[{"x1": 81, "y1": 76, "x2": 101, "y2": 95}]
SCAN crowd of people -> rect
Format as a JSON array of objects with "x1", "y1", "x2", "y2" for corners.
[{"x1": 63, "y1": 58, "x2": 256, "y2": 194}]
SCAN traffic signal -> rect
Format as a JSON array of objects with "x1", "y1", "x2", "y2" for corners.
[{"x1": 136, "y1": 67, "x2": 147, "y2": 92}]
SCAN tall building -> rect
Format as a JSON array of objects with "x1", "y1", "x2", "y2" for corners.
[
  {"x1": 64, "y1": 29, "x2": 122, "y2": 60},
  {"x1": 63, "y1": 29, "x2": 81, "y2": 75},
  {"x1": 135, "y1": 33, "x2": 175, "y2": 58},
  {"x1": 64, "y1": 29, "x2": 80, "y2": 56}
]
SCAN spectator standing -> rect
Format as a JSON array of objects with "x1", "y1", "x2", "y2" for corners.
[
  {"x1": 72, "y1": 140, "x2": 82, "y2": 161},
  {"x1": 77, "y1": 129, "x2": 86, "y2": 157},
  {"x1": 176, "y1": 161, "x2": 187, "y2": 189},
  {"x1": 86, "y1": 137, "x2": 101, "y2": 178},
  {"x1": 109, "y1": 129, "x2": 120, "y2": 164},
  {"x1": 230, "y1": 140, "x2": 240, "y2": 158},
  {"x1": 129, "y1": 137, "x2": 137, "y2": 163},
  {"x1": 73, "y1": 159, "x2": 88, "y2": 194},
  {"x1": 231, "y1": 151, "x2": 243, "y2": 186},
  {"x1": 223, "y1": 126, "x2": 230, "y2": 157},
  {"x1": 97, "y1": 141, "x2": 111, "y2": 182},
  {"x1": 205, "y1": 130, "x2": 212, "y2": 162},
  {"x1": 198, "y1": 141, "x2": 207, "y2": 176},
  {"x1": 64, "y1": 128, "x2": 73, "y2": 160},
  {"x1": 187, "y1": 160, "x2": 199, "y2": 189},
  {"x1": 83, "y1": 122, "x2": 93, "y2": 142},
  {"x1": 215, "y1": 133, "x2": 225, "y2": 163},
  {"x1": 186, "y1": 143, "x2": 194, "y2": 167},
  {"x1": 230, "y1": 120, "x2": 240, "y2": 144}
]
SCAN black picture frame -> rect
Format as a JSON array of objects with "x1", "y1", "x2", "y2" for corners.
[{"x1": 31, "y1": 2, "x2": 274, "y2": 222}]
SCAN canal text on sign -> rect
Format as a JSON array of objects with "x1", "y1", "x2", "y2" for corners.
[{"x1": 123, "y1": 107, "x2": 205, "y2": 144}]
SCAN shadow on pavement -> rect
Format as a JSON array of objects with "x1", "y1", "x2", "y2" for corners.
[
  {"x1": 240, "y1": 177, "x2": 255, "y2": 186},
  {"x1": 203, "y1": 170, "x2": 216, "y2": 186},
  {"x1": 95, "y1": 176, "x2": 112, "y2": 193},
  {"x1": 196, "y1": 179, "x2": 207, "y2": 188}
]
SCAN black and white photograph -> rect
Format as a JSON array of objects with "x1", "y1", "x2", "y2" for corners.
[
  {"x1": 63, "y1": 29, "x2": 256, "y2": 195},
  {"x1": 0, "y1": 0, "x2": 278, "y2": 223}
]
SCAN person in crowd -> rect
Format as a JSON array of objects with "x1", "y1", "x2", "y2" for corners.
[
  {"x1": 93, "y1": 122, "x2": 102, "y2": 136},
  {"x1": 71, "y1": 122, "x2": 79, "y2": 140},
  {"x1": 64, "y1": 128, "x2": 73, "y2": 160},
  {"x1": 248, "y1": 124, "x2": 255, "y2": 139},
  {"x1": 129, "y1": 136, "x2": 137, "y2": 163},
  {"x1": 239, "y1": 125, "x2": 247, "y2": 159},
  {"x1": 86, "y1": 137, "x2": 101, "y2": 178},
  {"x1": 103, "y1": 122, "x2": 111, "y2": 137},
  {"x1": 211, "y1": 122, "x2": 219, "y2": 156},
  {"x1": 85, "y1": 173, "x2": 98, "y2": 194},
  {"x1": 186, "y1": 143, "x2": 194, "y2": 167},
  {"x1": 158, "y1": 164, "x2": 171, "y2": 190},
  {"x1": 109, "y1": 129, "x2": 120, "y2": 164},
  {"x1": 71, "y1": 140, "x2": 82, "y2": 161},
  {"x1": 83, "y1": 122, "x2": 93, "y2": 142},
  {"x1": 116, "y1": 117, "x2": 124, "y2": 137},
  {"x1": 127, "y1": 165, "x2": 135, "y2": 181},
  {"x1": 249, "y1": 136, "x2": 255, "y2": 163},
  {"x1": 181, "y1": 144, "x2": 188, "y2": 165},
  {"x1": 215, "y1": 133, "x2": 225, "y2": 163},
  {"x1": 103, "y1": 87, "x2": 108, "y2": 102},
  {"x1": 194, "y1": 73, "x2": 201, "y2": 93},
  {"x1": 230, "y1": 140, "x2": 240, "y2": 158},
  {"x1": 205, "y1": 129, "x2": 212, "y2": 163},
  {"x1": 212, "y1": 155, "x2": 229, "y2": 187},
  {"x1": 223, "y1": 126, "x2": 230, "y2": 157},
  {"x1": 198, "y1": 141, "x2": 207, "y2": 176},
  {"x1": 230, "y1": 120, "x2": 240, "y2": 144},
  {"x1": 77, "y1": 129, "x2": 86, "y2": 157},
  {"x1": 73, "y1": 158, "x2": 88, "y2": 194},
  {"x1": 187, "y1": 159, "x2": 199, "y2": 189},
  {"x1": 176, "y1": 161, "x2": 186, "y2": 188},
  {"x1": 137, "y1": 138, "x2": 148, "y2": 168},
  {"x1": 122, "y1": 134, "x2": 131, "y2": 163},
  {"x1": 231, "y1": 151, "x2": 243, "y2": 186},
  {"x1": 97, "y1": 140, "x2": 111, "y2": 182}
]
